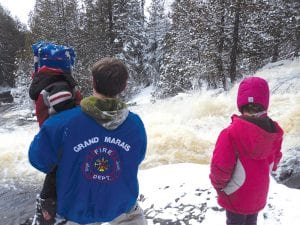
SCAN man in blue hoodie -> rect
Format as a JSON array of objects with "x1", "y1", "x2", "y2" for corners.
[{"x1": 28, "y1": 57, "x2": 148, "y2": 225}]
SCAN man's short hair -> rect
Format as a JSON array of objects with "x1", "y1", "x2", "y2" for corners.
[{"x1": 92, "y1": 57, "x2": 128, "y2": 97}]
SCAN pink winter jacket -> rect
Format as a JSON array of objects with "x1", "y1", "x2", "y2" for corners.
[{"x1": 210, "y1": 115, "x2": 283, "y2": 214}]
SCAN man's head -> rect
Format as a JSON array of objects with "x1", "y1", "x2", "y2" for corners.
[{"x1": 92, "y1": 57, "x2": 128, "y2": 97}]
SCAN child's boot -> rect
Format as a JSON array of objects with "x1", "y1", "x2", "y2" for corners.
[{"x1": 31, "y1": 195, "x2": 56, "y2": 225}]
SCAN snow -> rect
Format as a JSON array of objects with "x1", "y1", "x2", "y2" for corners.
[
  {"x1": 138, "y1": 163, "x2": 300, "y2": 225},
  {"x1": 144, "y1": 0, "x2": 174, "y2": 18},
  {"x1": 0, "y1": 58, "x2": 300, "y2": 224}
]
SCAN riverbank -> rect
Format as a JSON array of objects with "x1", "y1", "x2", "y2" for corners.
[{"x1": 2, "y1": 164, "x2": 300, "y2": 225}]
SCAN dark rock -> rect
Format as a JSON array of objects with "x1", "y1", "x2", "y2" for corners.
[
  {"x1": 0, "y1": 90, "x2": 14, "y2": 103},
  {"x1": 273, "y1": 147, "x2": 300, "y2": 189},
  {"x1": 0, "y1": 183, "x2": 39, "y2": 225}
]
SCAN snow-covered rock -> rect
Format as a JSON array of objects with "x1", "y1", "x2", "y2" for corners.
[
  {"x1": 273, "y1": 146, "x2": 300, "y2": 189},
  {"x1": 0, "y1": 89, "x2": 13, "y2": 104}
]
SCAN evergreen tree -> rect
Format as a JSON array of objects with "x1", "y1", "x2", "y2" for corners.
[
  {"x1": 82, "y1": 0, "x2": 115, "y2": 59},
  {"x1": 156, "y1": 0, "x2": 215, "y2": 97},
  {"x1": 8, "y1": 0, "x2": 299, "y2": 99},
  {"x1": 145, "y1": 0, "x2": 169, "y2": 86},
  {"x1": 277, "y1": 0, "x2": 300, "y2": 58},
  {"x1": 113, "y1": 0, "x2": 147, "y2": 90},
  {"x1": 0, "y1": 5, "x2": 25, "y2": 87},
  {"x1": 30, "y1": 0, "x2": 89, "y2": 94},
  {"x1": 155, "y1": 0, "x2": 299, "y2": 98},
  {"x1": 30, "y1": 0, "x2": 81, "y2": 46},
  {"x1": 228, "y1": 0, "x2": 242, "y2": 83},
  {"x1": 230, "y1": 0, "x2": 297, "y2": 75},
  {"x1": 207, "y1": 0, "x2": 228, "y2": 90},
  {"x1": 81, "y1": 0, "x2": 147, "y2": 97}
]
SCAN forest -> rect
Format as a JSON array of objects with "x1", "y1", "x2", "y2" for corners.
[{"x1": 0, "y1": 0, "x2": 299, "y2": 99}]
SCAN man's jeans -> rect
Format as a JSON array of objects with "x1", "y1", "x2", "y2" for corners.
[{"x1": 60, "y1": 204, "x2": 147, "y2": 225}]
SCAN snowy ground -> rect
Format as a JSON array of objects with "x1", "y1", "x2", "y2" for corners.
[
  {"x1": 1, "y1": 163, "x2": 299, "y2": 225},
  {"x1": 138, "y1": 163, "x2": 300, "y2": 225}
]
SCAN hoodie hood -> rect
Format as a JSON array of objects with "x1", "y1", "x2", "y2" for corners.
[
  {"x1": 229, "y1": 115, "x2": 284, "y2": 160},
  {"x1": 80, "y1": 96, "x2": 129, "y2": 130},
  {"x1": 29, "y1": 66, "x2": 77, "y2": 101},
  {"x1": 237, "y1": 76, "x2": 270, "y2": 112}
]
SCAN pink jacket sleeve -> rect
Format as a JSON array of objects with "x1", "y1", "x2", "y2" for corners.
[
  {"x1": 209, "y1": 128, "x2": 237, "y2": 191},
  {"x1": 272, "y1": 136, "x2": 283, "y2": 171},
  {"x1": 271, "y1": 121, "x2": 284, "y2": 171}
]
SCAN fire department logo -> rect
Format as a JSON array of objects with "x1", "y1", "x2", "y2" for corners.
[
  {"x1": 83, "y1": 146, "x2": 121, "y2": 182},
  {"x1": 95, "y1": 158, "x2": 109, "y2": 172}
]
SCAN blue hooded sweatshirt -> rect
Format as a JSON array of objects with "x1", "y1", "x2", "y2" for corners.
[{"x1": 29, "y1": 97, "x2": 147, "y2": 224}]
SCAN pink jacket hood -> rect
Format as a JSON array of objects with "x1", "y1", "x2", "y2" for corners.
[{"x1": 229, "y1": 115, "x2": 284, "y2": 160}]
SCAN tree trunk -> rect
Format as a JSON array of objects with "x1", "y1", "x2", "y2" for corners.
[
  {"x1": 272, "y1": 43, "x2": 279, "y2": 62},
  {"x1": 108, "y1": 0, "x2": 113, "y2": 44},
  {"x1": 216, "y1": 0, "x2": 226, "y2": 90},
  {"x1": 295, "y1": 25, "x2": 300, "y2": 57},
  {"x1": 229, "y1": 0, "x2": 241, "y2": 84}
]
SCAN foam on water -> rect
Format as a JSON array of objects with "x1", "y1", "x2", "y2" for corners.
[
  {"x1": 0, "y1": 123, "x2": 42, "y2": 185},
  {"x1": 133, "y1": 91, "x2": 235, "y2": 169}
]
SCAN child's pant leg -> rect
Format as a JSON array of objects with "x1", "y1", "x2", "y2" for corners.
[
  {"x1": 31, "y1": 167, "x2": 57, "y2": 225},
  {"x1": 226, "y1": 210, "x2": 258, "y2": 225},
  {"x1": 41, "y1": 167, "x2": 57, "y2": 199},
  {"x1": 245, "y1": 213, "x2": 258, "y2": 225}
]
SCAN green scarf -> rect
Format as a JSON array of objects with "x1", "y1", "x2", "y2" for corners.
[{"x1": 80, "y1": 96, "x2": 129, "y2": 130}]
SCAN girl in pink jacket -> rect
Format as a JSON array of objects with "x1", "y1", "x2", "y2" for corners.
[{"x1": 209, "y1": 77, "x2": 284, "y2": 225}]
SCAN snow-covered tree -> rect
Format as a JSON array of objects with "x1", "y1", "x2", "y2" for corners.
[
  {"x1": 156, "y1": 0, "x2": 222, "y2": 97},
  {"x1": 145, "y1": 0, "x2": 169, "y2": 86},
  {"x1": 0, "y1": 5, "x2": 25, "y2": 87},
  {"x1": 30, "y1": 0, "x2": 81, "y2": 46},
  {"x1": 113, "y1": 0, "x2": 147, "y2": 92},
  {"x1": 4, "y1": 0, "x2": 299, "y2": 99}
]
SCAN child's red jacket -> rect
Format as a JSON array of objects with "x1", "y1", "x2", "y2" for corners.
[
  {"x1": 210, "y1": 115, "x2": 283, "y2": 214},
  {"x1": 29, "y1": 66, "x2": 82, "y2": 126}
]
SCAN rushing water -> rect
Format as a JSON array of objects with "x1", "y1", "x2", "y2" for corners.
[
  {"x1": 134, "y1": 59, "x2": 300, "y2": 169},
  {"x1": 1, "y1": 59, "x2": 300, "y2": 183}
]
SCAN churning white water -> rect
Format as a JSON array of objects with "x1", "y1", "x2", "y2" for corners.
[
  {"x1": 0, "y1": 110, "x2": 39, "y2": 186},
  {"x1": 0, "y1": 58, "x2": 299, "y2": 185},
  {"x1": 134, "y1": 59, "x2": 300, "y2": 169}
]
